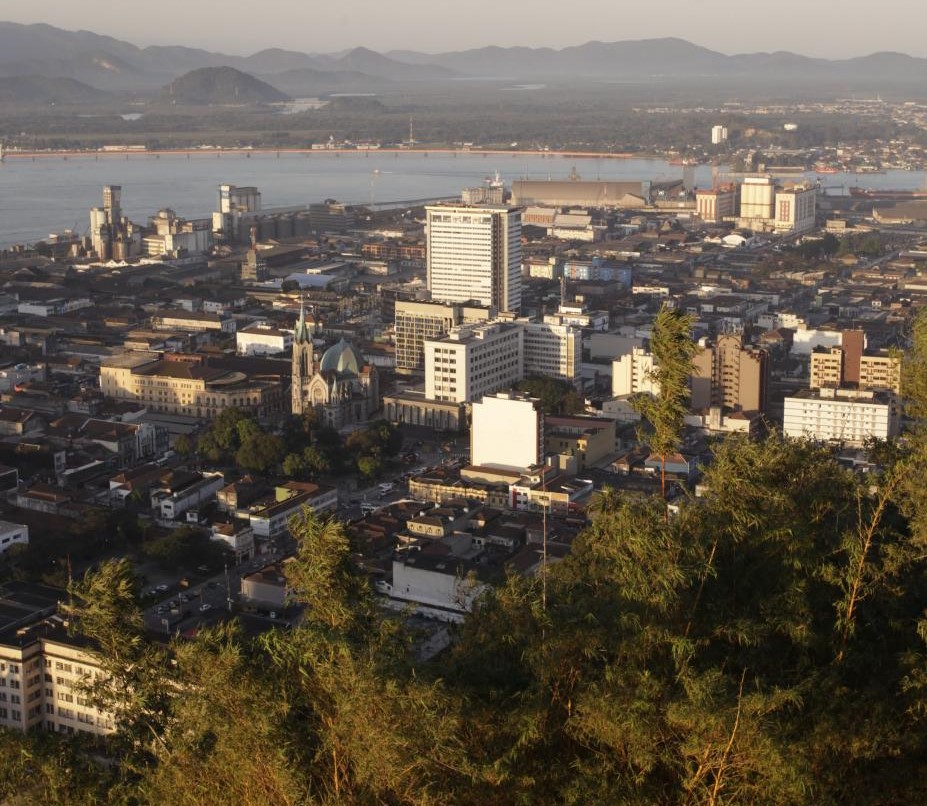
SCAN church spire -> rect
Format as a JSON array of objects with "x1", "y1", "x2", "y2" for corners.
[{"x1": 294, "y1": 293, "x2": 311, "y2": 344}]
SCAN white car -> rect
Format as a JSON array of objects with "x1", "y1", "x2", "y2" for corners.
[{"x1": 199, "y1": 603, "x2": 212, "y2": 612}]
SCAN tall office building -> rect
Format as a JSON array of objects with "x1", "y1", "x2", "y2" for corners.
[
  {"x1": 394, "y1": 300, "x2": 493, "y2": 373},
  {"x1": 426, "y1": 205, "x2": 522, "y2": 312}
]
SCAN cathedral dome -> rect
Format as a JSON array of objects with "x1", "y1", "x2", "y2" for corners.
[{"x1": 319, "y1": 338, "x2": 361, "y2": 375}]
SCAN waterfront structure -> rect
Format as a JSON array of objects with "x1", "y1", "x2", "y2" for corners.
[
  {"x1": 511, "y1": 180, "x2": 649, "y2": 209},
  {"x1": 783, "y1": 388, "x2": 899, "y2": 446},
  {"x1": 213, "y1": 184, "x2": 262, "y2": 241},
  {"x1": 696, "y1": 186, "x2": 738, "y2": 224},
  {"x1": 142, "y1": 208, "x2": 212, "y2": 257},
  {"x1": 89, "y1": 185, "x2": 141, "y2": 261},
  {"x1": 426, "y1": 205, "x2": 522, "y2": 312},
  {"x1": 735, "y1": 176, "x2": 817, "y2": 233}
]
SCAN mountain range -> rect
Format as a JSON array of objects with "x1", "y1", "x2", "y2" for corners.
[{"x1": 1, "y1": 21, "x2": 926, "y2": 99}]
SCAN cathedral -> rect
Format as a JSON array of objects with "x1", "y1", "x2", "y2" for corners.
[{"x1": 291, "y1": 303, "x2": 379, "y2": 429}]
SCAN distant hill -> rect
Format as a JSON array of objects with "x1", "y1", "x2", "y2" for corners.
[
  {"x1": 261, "y1": 67, "x2": 390, "y2": 97},
  {"x1": 0, "y1": 75, "x2": 110, "y2": 104},
  {"x1": 1, "y1": 22, "x2": 927, "y2": 91},
  {"x1": 162, "y1": 67, "x2": 290, "y2": 105},
  {"x1": 385, "y1": 37, "x2": 927, "y2": 83}
]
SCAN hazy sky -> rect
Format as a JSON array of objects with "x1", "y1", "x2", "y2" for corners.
[{"x1": 4, "y1": 0, "x2": 926, "y2": 58}]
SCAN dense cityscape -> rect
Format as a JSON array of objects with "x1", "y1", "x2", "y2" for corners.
[{"x1": 1, "y1": 8, "x2": 927, "y2": 805}]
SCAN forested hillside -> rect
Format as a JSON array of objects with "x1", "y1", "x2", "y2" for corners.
[{"x1": 3, "y1": 320, "x2": 927, "y2": 805}]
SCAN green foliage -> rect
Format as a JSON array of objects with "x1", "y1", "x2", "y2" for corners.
[
  {"x1": 633, "y1": 304, "x2": 699, "y2": 502},
  {"x1": 144, "y1": 526, "x2": 227, "y2": 571},
  {"x1": 172, "y1": 433, "x2": 194, "y2": 458},
  {"x1": 21, "y1": 437, "x2": 927, "y2": 805},
  {"x1": 516, "y1": 376, "x2": 584, "y2": 415}
]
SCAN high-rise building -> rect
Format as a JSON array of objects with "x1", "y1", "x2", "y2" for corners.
[
  {"x1": 711, "y1": 125, "x2": 729, "y2": 145},
  {"x1": 521, "y1": 320, "x2": 581, "y2": 387},
  {"x1": 613, "y1": 347, "x2": 660, "y2": 397},
  {"x1": 809, "y1": 335, "x2": 901, "y2": 396},
  {"x1": 692, "y1": 334, "x2": 768, "y2": 413},
  {"x1": 783, "y1": 388, "x2": 899, "y2": 446},
  {"x1": 736, "y1": 176, "x2": 817, "y2": 233},
  {"x1": 394, "y1": 300, "x2": 493, "y2": 373},
  {"x1": 426, "y1": 205, "x2": 522, "y2": 312},
  {"x1": 739, "y1": 176, "x2": 777, "y2": 223},
  {"x1": 425, "y1": 322, "x2": 523, "y2": 404},
  {"x1": 471, "y1": 392, "x2": 543, "y2": 472}
]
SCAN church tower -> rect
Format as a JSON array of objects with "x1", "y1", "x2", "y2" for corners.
[{"x1": 291, "y1": 298, "x2": 314, "y2": 414}]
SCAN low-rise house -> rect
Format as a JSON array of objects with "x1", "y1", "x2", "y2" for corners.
[{"x1": 247, "y1": 482, "x2": 338, "y2": 538}]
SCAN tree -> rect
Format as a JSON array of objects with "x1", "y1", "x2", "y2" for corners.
[
  {"x1": 356, "y1": 454, "x2": 382, "y2": 480},
  {"x1": 65, "y1": 559, "x2": 173, "y2": 759},
  {"x1": 632, "y1": 304, "x2": 699, "y2": 511},
  {"x1": 173, "y1": 433, "x2": 194, "y2": 458},
  {"x1": 235, "y1": 429, "x2": 285, "y2": 474}
]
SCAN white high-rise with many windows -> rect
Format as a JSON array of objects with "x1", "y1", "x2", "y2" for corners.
[{"x1": 426, "y1": 205, "x2": 522, "y2": 313}]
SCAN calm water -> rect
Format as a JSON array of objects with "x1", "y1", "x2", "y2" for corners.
[{"x1": 0, "y1": 151, "x2": 924, "y2": 248}]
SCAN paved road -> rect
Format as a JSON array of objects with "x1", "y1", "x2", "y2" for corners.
[{"x1": 142, "y1": 549, "x2": 286, "y2": 635}]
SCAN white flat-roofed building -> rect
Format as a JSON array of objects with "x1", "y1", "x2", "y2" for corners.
[
  {"x1": 613, "y1": 347, "x2": 659, "y2": 397},
  {"x1": 236, "y1": 322, "x2": 293, "y2": 356},
  {"x1": 521, "y1": 320, "x2": 581, "y2": 387},
  {"x1": 775, "y1": 185, "x2": 817, "y2": 234},
  {"x1": 426, "y1": 205, "x2": 522, "y2": 312},
  {"x1": 471, "y1": 392, "x2": 543, "y2": 472},
  {"x1": 783, "y1": 387, "x2": 899, "y2": 447},
  {"x1": 425, "y1": 321, "x2": 523, "y2": 404}
]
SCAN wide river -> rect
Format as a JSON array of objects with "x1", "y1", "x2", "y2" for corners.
[{"x1": 0, "y1": 150, "x2": 925, "y2": 248}]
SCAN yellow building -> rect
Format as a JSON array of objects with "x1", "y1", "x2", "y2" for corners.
[
  {"x1": 859, "y1": 353, "x2": 902, "y2": 395},
  {"x1": 544, "y1": 415, "x2": 615, "y2": 470},
  {"x1": 810, "y1": 346, "x2": 844, "y2": 389},
  {"x1": 100, "y1": 354, "x2": 284, "y2": 419}
]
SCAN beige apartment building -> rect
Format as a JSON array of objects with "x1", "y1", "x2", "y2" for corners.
[
  {"x1": 0, "y1": 617, "x2": 114, "y2": 737},
  {"x1": 100, "y1": 353, "x2": 284, "y2": 418},
  {"x1": 810, "y1": 343, "x2": 901, "y2": 395},
  {"x1": 692, "y1": 334, "x2": 768, "y2": 413}
]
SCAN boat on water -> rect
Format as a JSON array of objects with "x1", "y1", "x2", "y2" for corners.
[
  {"x1": 814, "y1": 165, "x2": 840, "y2": 174},
  {"x1": 849, "y1": 187, "x2": 927, "y2": 200}
]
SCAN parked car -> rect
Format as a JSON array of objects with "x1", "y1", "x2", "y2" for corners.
[{"x1": 199, "y1": 603, "x2": 212, "y2": 613}]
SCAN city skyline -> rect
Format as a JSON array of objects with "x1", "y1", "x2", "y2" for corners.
[{"x1": 3, "y1": 0, "x2": 927, "y2": 59}]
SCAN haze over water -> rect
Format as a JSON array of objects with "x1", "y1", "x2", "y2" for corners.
[{"x1": 1, "y1": 151, "x2": 924, "y2": 248}]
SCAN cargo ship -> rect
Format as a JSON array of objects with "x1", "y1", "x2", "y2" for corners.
[{"x1": 849, "y1": 187, "x2": 927, "y2": 200}]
